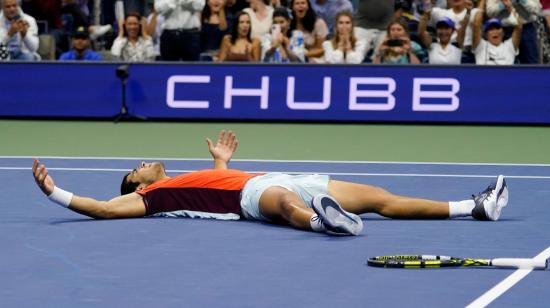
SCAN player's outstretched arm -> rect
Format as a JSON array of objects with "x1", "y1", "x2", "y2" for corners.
[
  {"x1": 206, "y1": 130, "x2": 239, "y2": 170},
  {"x1": 32, "y1": 159, "x2": 146, "y2": 219}
]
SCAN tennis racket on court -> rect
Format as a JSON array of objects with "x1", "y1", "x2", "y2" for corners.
[{"x1": 367, "y1": 255, "x2": 548, "y2": 269}]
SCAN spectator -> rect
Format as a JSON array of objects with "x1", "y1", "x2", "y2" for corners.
[
  {"x1": 289, "y1": 0, "x2": 328, "y2": 62},
  {"x1": 353, "y1": 0, "x2": 394, "y2": 62},
  {"x1": 59, "y1": 25, "x2": 101, "y2": 60},
  {"x1": 373, "y1": 18, "x2": 422, "y2": 64},
  {"x1": 0, "y1": 0, "x2": 39, "y2": 60},
  {"x1": 322, "y1": 11, "x2": 366, "y2": 63},
  {"x1": 146, "y1": 6, "x2": 165, "y2": 60},
  {"x1": 61, "y1": 0, "x2": 112, "y2": 40},
  {"x1": 111, "y1": 13, "x2": 155, "y2": 61},
  {"x1": 544, "y1": 0, "x2": 550, "y2": 30},
  {"x1": 155, "y1": 0, "x2": 204, "y2": 61},
  {"x1": 311, "y1": 0, "x2": 353, "y2": 34},
  {"x1": 200, "y1": 0, "x2": 232, "y2": 55},
  {"x1": 429, "y1": 0, "x2": 481, "y2": 63},
  {"x1": 486, "y1": 0, "x2": 541, "y2": 64},
  {"x1": 261, "y1": 6, "x2": 301, "y2": 62},
  {"x1": 418, "y1": 14, "x2": 466, "y2": 64},
  {"x1": 270, "y1": 0, "x2": 288, "y2": 8},
  {"x1": 218, "y1": 11, "x2": 261, "y2": 61},
  {"x1": 226, "y1": 0, "x2": 249, "y2": 15},
  {"x1": 471, "y1": 9, "x2": 522, "y2": 64},
  {"x1": 243, "y1": 0, "x2": 274, "y2": 39},
  {"x1": 541, "y1": 0, "x2": 550, "y2": 63},
  {"x1": 21, "y1": 0, "x2": 63, "y2": 32}
]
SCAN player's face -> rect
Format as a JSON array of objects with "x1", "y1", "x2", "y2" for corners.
[
  {"x1": 128, "y1": 162, "x2": 166, "y2": 186},
  {"x1": 3, "y1": 0, "x2": 19, "y2": 20}
]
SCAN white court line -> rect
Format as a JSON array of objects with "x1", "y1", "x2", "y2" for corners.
[
  {"x1": 2, "y1": 155, "x2": 550, "y2": 167},
  {"x1": 466, "y1": 246, "x2": 550, "y2": 308},
  {"x1": 3, "y1": 167, "x2": 550, "y2": 179}
]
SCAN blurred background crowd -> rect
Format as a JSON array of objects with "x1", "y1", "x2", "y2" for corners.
[{"x1": 1, "y1": 0, "x2": 549, "y2": 64}]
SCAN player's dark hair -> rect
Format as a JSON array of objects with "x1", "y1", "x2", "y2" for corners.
[{"x1": 120, "y1": 172, "x2": 140, "y2": 195}]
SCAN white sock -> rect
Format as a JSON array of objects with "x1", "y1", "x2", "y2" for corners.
[
  {"x1": 309, "y1": 214, "x2": 326, "y2": 232},
  {"x1": 448, "y1": 200, "x2": 475, "y2": 218}
]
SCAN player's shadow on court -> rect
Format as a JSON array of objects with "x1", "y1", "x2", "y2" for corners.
[{"x1": 48, "y1": 217, "x2": 145, "y2": 225}]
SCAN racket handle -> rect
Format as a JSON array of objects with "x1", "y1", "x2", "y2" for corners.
[{"x1": 491, "y1": 258, "x2": 548, "y2": 269}]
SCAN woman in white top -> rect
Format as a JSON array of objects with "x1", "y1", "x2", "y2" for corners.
[
  {"x1": 471, "y1": 6, "x2": 522, "y2": 65},
  {"x1": 243, "y1": 0, "x2": 274, "y2": 39},
  {"x1": 111, "y1": 13, "x2": 156, "y2": 62},
  {"x1": 419, "y1": 12, "x2": 468, "y2": 64},
  {"x1": 323, "y1": 11, "x2": 367, "y2": 64}
]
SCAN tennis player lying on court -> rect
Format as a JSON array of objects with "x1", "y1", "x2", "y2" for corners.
[{"x1": 32, "y1": 130, "x2": 508, "y2": 236}]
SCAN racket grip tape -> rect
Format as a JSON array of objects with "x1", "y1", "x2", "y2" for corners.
[{"x1": 491, "y1": 258, "x2": 548, "y2": 269}]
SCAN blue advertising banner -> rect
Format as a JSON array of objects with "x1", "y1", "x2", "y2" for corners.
[
  {"x1": 0, "y1": 63, "x2": 121, "y2": 117},
  {"x1": 1, "y1": 62, "x2": 549, "y2": 124}
]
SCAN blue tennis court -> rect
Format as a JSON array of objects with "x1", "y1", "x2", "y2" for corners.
[{"x1": 1, "y1": 156, "x2": 549, "y2": 307}]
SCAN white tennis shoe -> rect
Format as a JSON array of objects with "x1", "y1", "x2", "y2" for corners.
[
  {"x1": 472, "y1": 175, "x2": 508, "y2": 221},
  {"x1": 312, "y1": 194, "x2": 363, "y2": 235}
]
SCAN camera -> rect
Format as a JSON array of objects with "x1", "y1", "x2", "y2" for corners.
[
  {"x1": 9, "y1": 14, "x2": 21, "y2": 22},
  {"x1": 116, "y1": 65, "x2": 129, "y2": 80},
  {"x1": 386, "y1": 39, "x2": 403, "y2": 47}
]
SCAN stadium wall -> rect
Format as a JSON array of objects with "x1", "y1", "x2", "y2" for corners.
[{"x1": 1, "y1": 62, "x2": 549, "y2": 124}]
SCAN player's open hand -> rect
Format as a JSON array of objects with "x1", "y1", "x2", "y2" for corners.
[
  {"x1": 206, "y1": 130, "x2": 239, "y2": 163},
  {"x1": 32, "y1": 159, "x2": 55, "y2": 196}
]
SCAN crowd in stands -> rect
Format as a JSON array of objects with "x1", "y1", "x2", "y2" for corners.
[{"x1": 1, "y1": 0, "x2": 549, "y2": 64}]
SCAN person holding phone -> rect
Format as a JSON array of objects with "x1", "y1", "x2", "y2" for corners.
[
  {"x1": 261, "y1": 7, "x2": 301, "y2": 63},
  {"x1": 373, "y1": 18, "x2": 423, "y2": 64},
  {"x1": 0, "y1": 0, "x2": 39, "y2": 60},
  {"x1": 111, "y1": 12, "x2": 155, "y2": 61},
  {"x1": 322, "y1": 11, "x2": 367, "y2": 64}
]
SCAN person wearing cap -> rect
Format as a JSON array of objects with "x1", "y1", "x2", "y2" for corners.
[
  {"x1": 0, "y1": 0, "x2": 39, "y2": 60},
  {"x1": 59, "y1": 26, "x2": 102, "y2": 61},
  {"x1": 471, "y1": 7, "x2": 522, "y2": 65},
  {"x1": 418, "y1": 12, "x2": 468, "y2": 64},
  {"x1": 486, "y1": 0, "x2": 541, "y2": 64},
  {"x1": 429, "y1": 0, "x2": 481, "y2": 64}
]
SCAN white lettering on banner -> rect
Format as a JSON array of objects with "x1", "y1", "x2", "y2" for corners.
[
  {"x1": 224, "y1": 76, "x2": 269, "y2": 109},
  {"x1": 349, "y1": 77, "x2": 396, "y2": 111},
  {"x1": 166, "y1": 75, "x2": 211, "y2": 108},
  {"x1": 165, "y1": 75, "x2": 461, "y2": 113},
  {"x1": 412, "y1": 78, "x2": 460, "y2": 111},
  {"x1": 287, "y1": 77, "x2": 331, "y2": 110}
]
